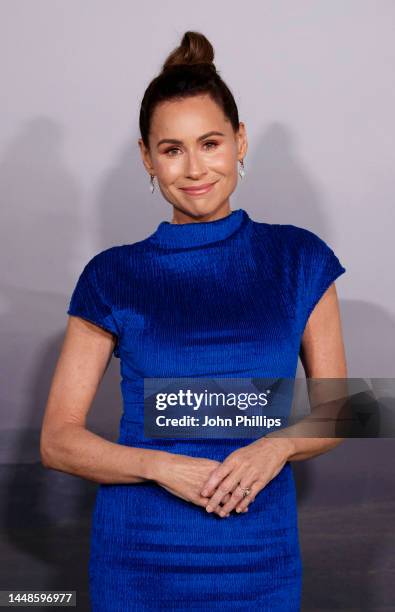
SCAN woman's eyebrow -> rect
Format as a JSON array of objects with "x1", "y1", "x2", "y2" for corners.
[{"x1": 157, "y1": 131, "x2": 225, "y2": 148}]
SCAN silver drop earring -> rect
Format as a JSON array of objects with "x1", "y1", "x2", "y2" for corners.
[
  {"x1": 238, "y1": 159, "x2": 245, "y2": 179},
  {"x1": 150, "y1": 175, "x2": 156, "y2": 194}
]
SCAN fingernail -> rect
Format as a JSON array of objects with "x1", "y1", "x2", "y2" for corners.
[
  {"x1": 206, "y1": 506, "x2": 212, "y2": 513},
  {"x1": 236, "y1": 508, "x2": 241, "y2": 513}
]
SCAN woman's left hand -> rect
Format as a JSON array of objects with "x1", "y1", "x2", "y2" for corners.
[{"x1": 200, "y1": 437, "x2": 293, "y2": 516}]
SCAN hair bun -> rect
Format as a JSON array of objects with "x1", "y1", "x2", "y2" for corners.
[
  {"x1": 139, "y1": 30, "x2": 239, "y2": 150},
  {"x1": 162, "y1": 31, "x2": 217, "y2": 73}
]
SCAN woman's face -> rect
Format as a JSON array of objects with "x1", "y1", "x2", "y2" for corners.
[{"x1": 139, "y1": 94, "x2": 248, "y2": 222}]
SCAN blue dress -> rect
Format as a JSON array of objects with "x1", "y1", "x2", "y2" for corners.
[{"x1": 67, "y1": 208, "x2": 346, "y2": 611}]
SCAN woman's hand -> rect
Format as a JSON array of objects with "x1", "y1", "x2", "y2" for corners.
[
  {"x1": 199, "y1": 437, "x2": 293, "y2": 516},
  {"x1": 153, "y1": 453, "x2": 247, "y2": 517}
]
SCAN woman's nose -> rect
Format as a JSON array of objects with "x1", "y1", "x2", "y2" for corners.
[{"x1": 185, "y1": 152, "x2": 207, "y2": 177}]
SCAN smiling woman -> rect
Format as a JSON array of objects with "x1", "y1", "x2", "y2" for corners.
[
  {"x1": 139, "y1": 94, "x2": 246, "y2": 220},
  {"x1": 137, "y1": 40, "x2": 247, "y2": 225},
  {"x1": 42, "y1": 29, "x2": 347, "y2": 612}
]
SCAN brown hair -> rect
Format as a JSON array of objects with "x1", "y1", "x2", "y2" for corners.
[{"x1": 139, "y1": 31, "x2": 240, "y2": 149}]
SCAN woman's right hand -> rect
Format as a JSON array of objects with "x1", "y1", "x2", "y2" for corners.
[{"x1": 153, "y1": 452, "x2": 247, "y2": 517}]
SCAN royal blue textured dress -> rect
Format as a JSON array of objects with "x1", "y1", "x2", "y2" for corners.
[{"x1": 67, "y1": 208, "x2": 346, "y2": 611}]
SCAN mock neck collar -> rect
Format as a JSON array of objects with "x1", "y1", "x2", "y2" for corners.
[{"x1": 148, "y1": 208, "x2": 250, "y2": 249}]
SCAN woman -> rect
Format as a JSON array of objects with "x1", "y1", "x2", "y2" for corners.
[{"x1": 40, "y1": 31, "x2": 347, "y2": 611}]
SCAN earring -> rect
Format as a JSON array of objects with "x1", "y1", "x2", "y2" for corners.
[
  {"x1": 238, "y1": 159, "x2": 245, "y2": 179},
  {"x1": 150, "y1": 175, "x2": 156, "y2": 194}
]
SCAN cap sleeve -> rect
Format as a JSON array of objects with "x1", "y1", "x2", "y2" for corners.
[
  {"x1": 300, "y1": 229, "x2": 346, "y2": 325},
  {"x1": 67, "y1": 255, "x2": 120, "y2": 358}
]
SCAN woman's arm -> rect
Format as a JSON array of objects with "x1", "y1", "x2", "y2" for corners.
[
  {"x1": 41, "y1": 316, "x2": 236, "y2": 516},
  {"x1": 40, "y1": 316, "x2": 169, "y2": 484},
  {"x1": 200, "y1": 282, "x2": 348, "y2": 515},
  {"x1": 266, "y1": 281, "x2": 348, "y2": 461}
]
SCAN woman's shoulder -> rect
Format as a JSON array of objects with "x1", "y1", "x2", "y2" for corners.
[
  {"x1": 252, "y1": 219, "x2": 338, "y2": 260},
  {"x1": 253, "y1": 218, "x2": 325, "y2": 245},
  {"x1": 86, "y1": 237, "x2": 153, "y2": 271},
  {"x1": 71, "y1": 240, "x2": 149, "y2": 303}
]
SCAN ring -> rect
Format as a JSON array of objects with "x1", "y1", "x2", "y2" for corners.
[{"x1": 239, "y1": 486, "x2": 251, "y2": 498}]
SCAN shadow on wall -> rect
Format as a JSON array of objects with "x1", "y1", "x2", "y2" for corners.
[{"x1": 0, "y1": 117, "x2": 394, "y2": 608}]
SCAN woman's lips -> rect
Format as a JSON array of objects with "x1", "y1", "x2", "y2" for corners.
[{"x1": 179, "y1": 181, "x2": 217, "y2": 196}]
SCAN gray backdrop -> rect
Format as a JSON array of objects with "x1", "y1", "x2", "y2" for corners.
[{"x1": 1, "y1": 2, "x2": 394, "y2": 610}]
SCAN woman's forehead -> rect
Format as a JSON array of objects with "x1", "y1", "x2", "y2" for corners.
[{"x1": 151, "y1": 97, "x2": 229, "y2": 139}]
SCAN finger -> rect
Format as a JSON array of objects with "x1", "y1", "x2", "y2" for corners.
[
  {"x1": 200, "y1": 462, "x2": 234, "y2": 497},
  {"x1": 218, "y1": 495, "x2": 249, "y2": 517},
  {"x1": 220, "y1": 479, "x2": 261, "y2": 516},
  {"x1": 235, "y1": 487, "x2": 258, "y2": 513},
  {"x1": 215, "y1": 495, "x2": 248, "y2": 517},
  {"x1": 218, "y1": 492, "x2": 232, "y2": 516},
  {"x1": 220, "y1": 493, "x2": 232, "y2": 506},
  {"x1": 205, "y1": 468, "x2": 245, "y2": 514},
  {"x1": 202, "y1": 492, "x2": 230, "y2": 508},
  {"x1": 202, "y1": 492, "x2": 231, "y2": 516},
  {"x1": 236, "y1": 496, "x2": 256, "y2": 513}
]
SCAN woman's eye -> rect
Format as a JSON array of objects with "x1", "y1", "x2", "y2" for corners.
[
  {"x1": 204, "y1": 141, "x2": 218, "y2": 150},
  {"x1": 164, "y1": 141, "x2": 218, "y2": 156},
  {"x1": 166, "y1": 148, "x2": 180, "y2": 156}
]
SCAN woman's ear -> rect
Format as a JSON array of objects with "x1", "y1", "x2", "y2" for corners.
[
  {"x1": 138, "y1": 138, "x2": 155, "y2": 176},
  {"x1": 236, "y1": 121, "x2": 248, "y2": 159}
]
